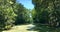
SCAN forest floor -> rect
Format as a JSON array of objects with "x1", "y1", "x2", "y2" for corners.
[{"x1": 2, "y1": 24, "x2": 37, "y2": 32}]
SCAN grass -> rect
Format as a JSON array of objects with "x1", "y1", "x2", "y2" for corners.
[{"x1": 34, "y1": 24, "x2": 60, "y2": 32}]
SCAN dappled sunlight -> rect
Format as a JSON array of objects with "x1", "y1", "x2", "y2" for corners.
[
  {"x1": 3, "y1": 24, "x2": 37, "y2": 32},
  {"x1": 0, "y1": 0, "x2": 60, "y2": 32}
]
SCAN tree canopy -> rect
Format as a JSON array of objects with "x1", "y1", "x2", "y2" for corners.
[
  {"x1": 32, "y1": 0, "x2": 60, "y2": 27},
  {"x1": 0, "y1": 0, "x2": 31, "y2": 31}
]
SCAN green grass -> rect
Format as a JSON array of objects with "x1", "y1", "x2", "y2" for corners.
[{"x1": 34, "y1": 24, "x2": 60, "y2": 32}]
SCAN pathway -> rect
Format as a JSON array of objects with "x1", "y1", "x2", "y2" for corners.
[{"x1": 3, "y1": 24, "x2": 37, "y2": 32}]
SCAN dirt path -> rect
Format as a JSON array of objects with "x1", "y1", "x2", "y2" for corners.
[{"x1": 3, "y1": 24, "x2": 37, "y2": 32}]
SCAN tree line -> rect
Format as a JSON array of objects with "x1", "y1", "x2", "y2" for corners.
[
  {"x1": 1, "y1": 0, "x2": 60, "y2": 32},
  {"x1": 32, "y1": 0, "x2": 60, "y2": 27},
  {"x1": 32, "y1": 0, "x2": 60, "y2": 32},
  {"x1": 0, "y1": 0, "x2": 31, "y2": 31}
]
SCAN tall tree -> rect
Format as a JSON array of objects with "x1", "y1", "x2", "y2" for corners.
[
  {"x1": 14, "y1": 3, "x2": 31, "y2": 25},
  {"x1": 32, "y1": 0, "x2": 49, "y2": 24},
  {"x1": 32, "y1": 0, "x2": 60, "y2": 27},
  {"x1": 0, "y1": 0, "x2": 16, "y2": 30}
]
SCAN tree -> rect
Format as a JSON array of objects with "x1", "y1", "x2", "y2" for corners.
[
  {"x1": 14, "y1": 3, "x2": 31, "y2": 25},
  {"x1": 0, "y1": 0, "x2": 16, "y2": 30},
  {"x1": 23, "y1": 8, "x2": 32, "y2": 23},
  {"x1": 32, "y1": 0, "x2": 49, "y2": 24},
  {"x1": 32, "y1": 0, "x2": 60, "y2": 27}
]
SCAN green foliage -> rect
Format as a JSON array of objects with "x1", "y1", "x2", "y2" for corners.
[
  {"x1": 32, "y1": 0, "x2": 60, "y2": 28},
  {"x1": 32, "y1": 0, "x2": 49, "y2": 24},
  {"x1": 0, "y1": 0, "x2": 16, "y2": 30},
  {"x1": 0, "y1": 0, "x2": 32, "y2": 31},
  {"x1": 36, "y1": 24, "x2": 60, "y2": 32},
  {"x1": 13, "y1": 3, "x2": 31, "y2": 25},
  {"x1": 31, "y1": 9, "x2": 36, "y2": 18},
  {"x1": 23, "y1": 8, "x2": 31, "y2": 23}
]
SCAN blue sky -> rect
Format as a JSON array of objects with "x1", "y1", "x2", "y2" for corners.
[{"x1": 16, "y1": 0, "x2": 34, "y2": 9}]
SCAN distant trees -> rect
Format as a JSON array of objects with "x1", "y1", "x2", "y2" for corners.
[
  {"x1": 23, "y1": 8, "x2": 32, "y2": 24},
  {"x1": 32, "y1": 0, "x2": 60, "y2": 27},
  {"x1": 14, "y1": 3, "x2": 31, "y2": 24},
  {"x1": 14, "y1": 3, "x2": 25, "y2": 24}
]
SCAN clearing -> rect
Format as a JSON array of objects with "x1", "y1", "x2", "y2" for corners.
[{"x1": 3, "y1": 24, "x2": 37, "y2": 32}]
